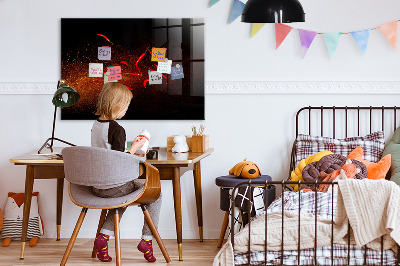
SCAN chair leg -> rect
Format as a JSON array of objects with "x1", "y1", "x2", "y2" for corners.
[
  {"x1": 91, "y1": 209, "x2": 108, "y2": 258},
  {"x1": 141, "y1": 205, "x2": 171, "y2": 263},
  {"x1": 114, "y1": 209, "x2": 121, "y2": 266},
  {"x1": 60, "y1": 208, "x2": 88, "y2": 266},
  {"x1": 217, "y1": 211, "x2": 230, "y2": 248}
]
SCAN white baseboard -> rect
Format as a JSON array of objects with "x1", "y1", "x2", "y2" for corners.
[{"x1": 1, "y1": 81, "x2": 400, "y2": 94}]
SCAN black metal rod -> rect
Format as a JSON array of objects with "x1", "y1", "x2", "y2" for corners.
[
  {"x1": 370, "y1": 107, "x2": 373, "y2": 134},
  {"x1": 363, "y1": 245, "x2": 367, "y2": 265},
  {"x1": 347, "y1": 220, "x2": 351, "y2": 265},
  {"x1": 50, "y1": 105, "x2": 57, "y2": 149},
  {"x1": 309, "y1": 106, "x2": 311, "y2": 135},
  {"x1": 333, "y1": 106, "x2": 336, "y2": 138},
  {"x1": 321, "y1": 106, "x2": 324, "y2": 136},
  {"x1": 381, "y1": 236, "x2": 384, "y2": 265},
  {"x1": 357, "y1": 106, "x2": 360, "y2": 136},
  {"x1": 281, "y1": 181, "x2": 284, "y2": 266},
  {"x1": 345, "y1": 106, "x2": 348, "y2": 138},
  {"x1": 314, "y1": 180, "x2": 317, "y2": 266},
  {"x1": 331, "y1": 182, "x2": 334, "y2": 266},
  {"x1": 298, "y1": 180, "x2": 301, "y2": 266},
  {"x1": 264, "y1": 180, "x2": 268, "y2": 265}
]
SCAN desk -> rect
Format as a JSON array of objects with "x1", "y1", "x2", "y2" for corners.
[{"x1": 10, "y1": 147, "x2": 213, "y2": 261}]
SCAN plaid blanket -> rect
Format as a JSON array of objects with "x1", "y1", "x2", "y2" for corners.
[
  {"x1": 235, "y1": 244, "x2": 397, "y2": 265},
  {"x1": 234, "y1": 191, "x2": 397, "y2": 265}
]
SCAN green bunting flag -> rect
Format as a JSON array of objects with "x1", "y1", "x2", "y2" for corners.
[{"x1": 209, "y1": 0, "x2": 221, "y2": 8}]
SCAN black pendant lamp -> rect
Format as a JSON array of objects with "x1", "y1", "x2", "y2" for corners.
[{"x1": 242, "y1": 0, "x2": 305, "y2": 23}]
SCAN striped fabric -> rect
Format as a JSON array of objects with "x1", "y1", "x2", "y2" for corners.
[
  {"x1": 235, "y1": 244, "x2": 397, "y2": 265},
  {"x1": 294, "y1": 131, "x2": 385, "y2": 167},
  {"x1": 1, "y1": 217, "x2": 41, "y2": 240},
  {"x1": 235, "y1": 191, "x2": 397, "y2": 265}
]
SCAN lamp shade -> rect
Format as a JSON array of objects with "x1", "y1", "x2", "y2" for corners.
[
  {"x1": 241, "y1": 0, "x2": 305, "y2": 23},
  {"x1": 52, "y1": 84, "x2": 80, "y2": 108}
]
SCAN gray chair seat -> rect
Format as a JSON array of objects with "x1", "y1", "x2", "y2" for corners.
[{"x1": 69, "y1": 180, "x2": 145, "y2": 208}]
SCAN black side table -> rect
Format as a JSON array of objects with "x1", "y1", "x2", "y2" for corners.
[{"x1": 215, "y1": 175, "x2": 275, "y2": 248}]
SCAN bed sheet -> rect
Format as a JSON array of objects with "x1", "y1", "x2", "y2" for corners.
[{"x1": 234, "y1": 191, "x2": 397, "y2": 265}]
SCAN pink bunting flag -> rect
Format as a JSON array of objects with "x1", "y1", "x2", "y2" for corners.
[
  {"x1": 275, "y1": 23, "x2": 293, "y2": 49},
  {"x1": 298, "y1": 29, "x2": 317, "y2": 58},
  {"x1": 378, "y1": 21, "x2": 398, "y2": 50}
]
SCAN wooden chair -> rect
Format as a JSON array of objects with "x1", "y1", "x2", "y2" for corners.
[{"x1": 60, "y1": 146, "x2": 171, "y2": 265}]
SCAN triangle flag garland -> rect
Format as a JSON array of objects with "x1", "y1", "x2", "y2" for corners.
[
  {"x1": 275, "y1": 23, "x2": 293, "y2": 49},
  {"x1": 251, "y1": 23, "x2": 266, "y2": 38},
  {"x1": 298, "y1": 29, "x2": 317, "y2": 58},
  {"x1": 229, "y1": 0, "x2": 245, "y2": 24},
  {"x1": 351, "y1": 29, "x2": 370, "y2": 55},
  {"x1": 378, "y1": 21, "x2": 398, "y2": 50},
  {"x1": 323, "y1": 33, "x2": 341, "y2": 58},
  {"x1": 209, "y1": 0, "x2": 220, "y2": 7}
]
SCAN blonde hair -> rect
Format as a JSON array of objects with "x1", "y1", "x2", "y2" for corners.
[{"x1": 95, "y1": 83, "x2": 133, "y2": 120}]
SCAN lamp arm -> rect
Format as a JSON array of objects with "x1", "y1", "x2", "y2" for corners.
[{"x1": 50, "y1": 105, "x2": 57, "y2": 148}]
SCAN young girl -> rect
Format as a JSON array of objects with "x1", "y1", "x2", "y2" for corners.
[{"x1": 91, "y1": 82, "x2": 162, "y2": 263}]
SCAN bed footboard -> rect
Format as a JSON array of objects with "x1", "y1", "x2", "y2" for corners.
[{"x1": 230, "y1": 180, "x2": 400, "y2": 266}]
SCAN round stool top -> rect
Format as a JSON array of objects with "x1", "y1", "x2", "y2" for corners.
[{"x1": 215, "y1": 175, "x2": 272, "y2": 188}]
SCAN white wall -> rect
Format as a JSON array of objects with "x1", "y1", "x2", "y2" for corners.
[{"x1": 1, "y1": 0, "x2": 400, "y2": 240}]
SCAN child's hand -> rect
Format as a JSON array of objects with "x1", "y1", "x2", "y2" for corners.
[
  {"x1": 134, "y1": 148, "x2": 149, "y2": 157},
  {"x1": 128, "y1": 137, "x2": 147, "y2": 155}
]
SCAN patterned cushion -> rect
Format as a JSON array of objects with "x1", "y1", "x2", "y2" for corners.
[{"x1": 295, "y1": 131, "x2": 385, "y2": 166}]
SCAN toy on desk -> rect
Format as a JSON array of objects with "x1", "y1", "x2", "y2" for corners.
[
  {"x1": 135, "y1": 129, "x2": 150, "y2": 155},
  {"x1": 1, "y1": 192, "x2": 44, "y2": 247},
  {"x1": 229, "y1": 159, "x2": 261, "y2": 179},
  {"x1": 172, "y1": 135, "x2": 189, "y2": 153}
]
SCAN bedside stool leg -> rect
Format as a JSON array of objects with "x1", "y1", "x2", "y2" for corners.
[{"x1": 217, "y1": 211, "x2": 230, "y2": 248}]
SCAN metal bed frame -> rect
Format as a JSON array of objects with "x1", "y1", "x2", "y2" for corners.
[{"x1": 230, "y1": 106, "x2": 400, "y2": 266}]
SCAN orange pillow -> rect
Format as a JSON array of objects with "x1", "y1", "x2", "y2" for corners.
[{"x1": 347, "y1": 146, "x2": 391, "y2": 180}]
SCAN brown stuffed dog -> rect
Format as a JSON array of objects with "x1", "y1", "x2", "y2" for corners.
[{"x1": 229, "y1": 159, "x2": 261, "y2": 179}]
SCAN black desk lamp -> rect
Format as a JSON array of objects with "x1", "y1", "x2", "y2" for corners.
[
  {"x1": 241, "y1": 0, "x2": 305, "y2": 23},
  {"x1": 38, "y1": 80, "x2": 80, "y2": 154}
]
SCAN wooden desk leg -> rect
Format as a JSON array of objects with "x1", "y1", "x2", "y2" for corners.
[
  {"x1": 56, "y1": 178, "x2": 64, "y2": 241},
  {"x1": 193, "y1": 161, "x2": 204, "y2": 242},
  {"x1": 20, "y1": 165, "x2": 35, "y2": 259},
  {"x1": 172, "y1": 167, "x2": 183, "y2": 261}
]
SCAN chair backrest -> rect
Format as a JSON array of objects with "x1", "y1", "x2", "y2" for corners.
[{"x1": 62, "y1": 146, "x2": 145, "y2": 187}]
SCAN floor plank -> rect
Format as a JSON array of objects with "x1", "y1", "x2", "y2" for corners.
[{"x1": 0, "y1": 239, "x2": 221, "y2": 265}]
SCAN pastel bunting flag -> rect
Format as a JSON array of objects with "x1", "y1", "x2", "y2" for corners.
[
  {"x1": 351, "y1": 29, "x2": 370, "y2": 55},
  {"x1": 378, "y1": 21, "x2": 398, "y2": 50},
  {"x1": 209, "y1": 0, "x2": 220, "y2": 7},
  {"x1": 323, "y1": 33, "x2": 341, "y2": 58},
  {"x1": 251, "y1": 23, "x2": 266, "y2": 38},
  {"x1": 275, "y1": 23, "x2": 293, "y2": 49},
  {"x1": 298, "y1": 29, "x2": 317, "y2": 58},
  {"x1": 229, "y1": 0, "x2": 245, "y2": 24}
]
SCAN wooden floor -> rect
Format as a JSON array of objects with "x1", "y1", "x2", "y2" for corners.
[{"x1": 0, "y1": 239, "x2": 221, "y2": 265}]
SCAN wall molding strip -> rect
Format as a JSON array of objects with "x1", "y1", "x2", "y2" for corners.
[{"x1": 0, "y1": 81, "x2": 399, "y2": 95}]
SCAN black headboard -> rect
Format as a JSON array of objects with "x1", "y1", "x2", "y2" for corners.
[{"x1": 289, "y1": 106, "x2": 400, "y2": 179}]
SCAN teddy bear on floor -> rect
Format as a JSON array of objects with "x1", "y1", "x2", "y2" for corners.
[{"x1": 1, "y1": 192, "x2": 44, "y2": 247}]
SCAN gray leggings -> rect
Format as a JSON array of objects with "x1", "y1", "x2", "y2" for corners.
[{"x1": 92, "y1": 180, "x2": 162, "y2": 240}]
